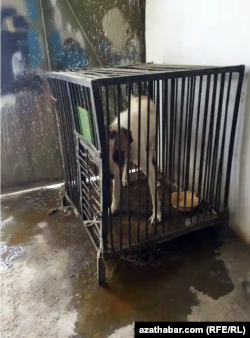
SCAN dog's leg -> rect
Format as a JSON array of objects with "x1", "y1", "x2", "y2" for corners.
[
  {"x1": 122, "y1": 160, "x2": 128, "y2": 187},
  {"x1": 148, "y1": 161, "x2": 162, "y2": 224},
  {"x1": 111, "y1": 168, "x2": 120, "y2": 215},
  {"x1": 141, "y1": 157, "x2": 161, "y2": 225}
]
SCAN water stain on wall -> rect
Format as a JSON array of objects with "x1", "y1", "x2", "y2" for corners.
[
  {"x1": 1, "y1": 0, "x2": 62, "y2": 192},
  {"x1": 1, "y1": 0, "x2": 145, "y2": 192}
]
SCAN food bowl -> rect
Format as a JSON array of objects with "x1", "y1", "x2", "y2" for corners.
[{"x1": 171, "y1": 191, "x2": 199, "y2": 212}]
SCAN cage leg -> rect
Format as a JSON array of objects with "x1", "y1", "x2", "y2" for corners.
[
  {"x1": 97, "y1": 252, "x2": 106, "y2": 285},
  {"x1": 62, "y1": 191, "x2": 71, "y2": 207},
  {"x1": 217, "y1": 216, "x2": 229, "y2": 241}
]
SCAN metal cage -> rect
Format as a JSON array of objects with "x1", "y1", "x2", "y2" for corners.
[{"x1": 46, "y1": 63, "x2": 245, "y2": 284}]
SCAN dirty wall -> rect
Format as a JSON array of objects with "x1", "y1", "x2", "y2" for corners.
[{"x1": 1, "y1": 0, "x2": 145, "y2": 192}]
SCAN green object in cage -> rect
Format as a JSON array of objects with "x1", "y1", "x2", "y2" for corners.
[{"x1": 77, "y1": 106, "x2": 94, "y2": 143}]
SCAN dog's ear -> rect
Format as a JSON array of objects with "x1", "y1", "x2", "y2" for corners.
[{"x1": 109, "y1": 127, "x2": 133, "y2": 166}]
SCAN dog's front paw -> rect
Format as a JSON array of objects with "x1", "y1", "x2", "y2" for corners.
[
  {"x1": 111, "y1": 204, "x2": 119, "y2": 215},
  {"x1": 149, "y1": 210, "x2": 162, "y2": 225}
]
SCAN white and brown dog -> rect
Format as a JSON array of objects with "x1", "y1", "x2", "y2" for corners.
[{"x1": 109, "y1": 95, "x2": 161, "y2": 224}]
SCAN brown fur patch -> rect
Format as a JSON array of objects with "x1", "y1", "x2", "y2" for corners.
[
  {"x1": 109, "y1": 129, "x2": 117, "y2": 140},
  {"x1": 109, "y1": 125, "x2": 133, "y2": 166},
  {"x1": 109, "y1": 125, "x2": 132, "y2": 151}
]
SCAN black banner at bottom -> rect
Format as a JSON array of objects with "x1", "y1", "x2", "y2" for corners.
[{"x1": 135, "y1": 322, "x2": 248, "y2": 336}]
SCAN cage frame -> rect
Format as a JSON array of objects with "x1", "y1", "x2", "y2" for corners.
[{"x1": 46, "y1": 63, "x2": 245, "y2": 284}]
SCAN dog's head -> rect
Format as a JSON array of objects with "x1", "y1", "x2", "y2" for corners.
[{"x1": 108, "y1": 124, "x2": 133, "y2": 176}]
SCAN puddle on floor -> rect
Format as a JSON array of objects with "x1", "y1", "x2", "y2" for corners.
[{"x1": 0, "y1": 188, "x2": 62, "y2": 271}]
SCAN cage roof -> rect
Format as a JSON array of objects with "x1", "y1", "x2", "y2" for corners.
[{"x1": 45, "y1": 63, "x2": 244, "y2": 87}]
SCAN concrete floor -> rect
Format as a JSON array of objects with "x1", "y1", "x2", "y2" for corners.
[{"x1": 1, "y1": 187, "x2": 250, "y2": 338}]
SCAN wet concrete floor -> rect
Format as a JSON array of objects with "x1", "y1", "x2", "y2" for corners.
[{"x1": 1, "y1": 187, "x2": 250, "y2": 338}]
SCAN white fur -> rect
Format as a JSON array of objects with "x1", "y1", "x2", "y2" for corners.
[{"x1": 110, "y1": 95, "x2": 161, "y2": 224}]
